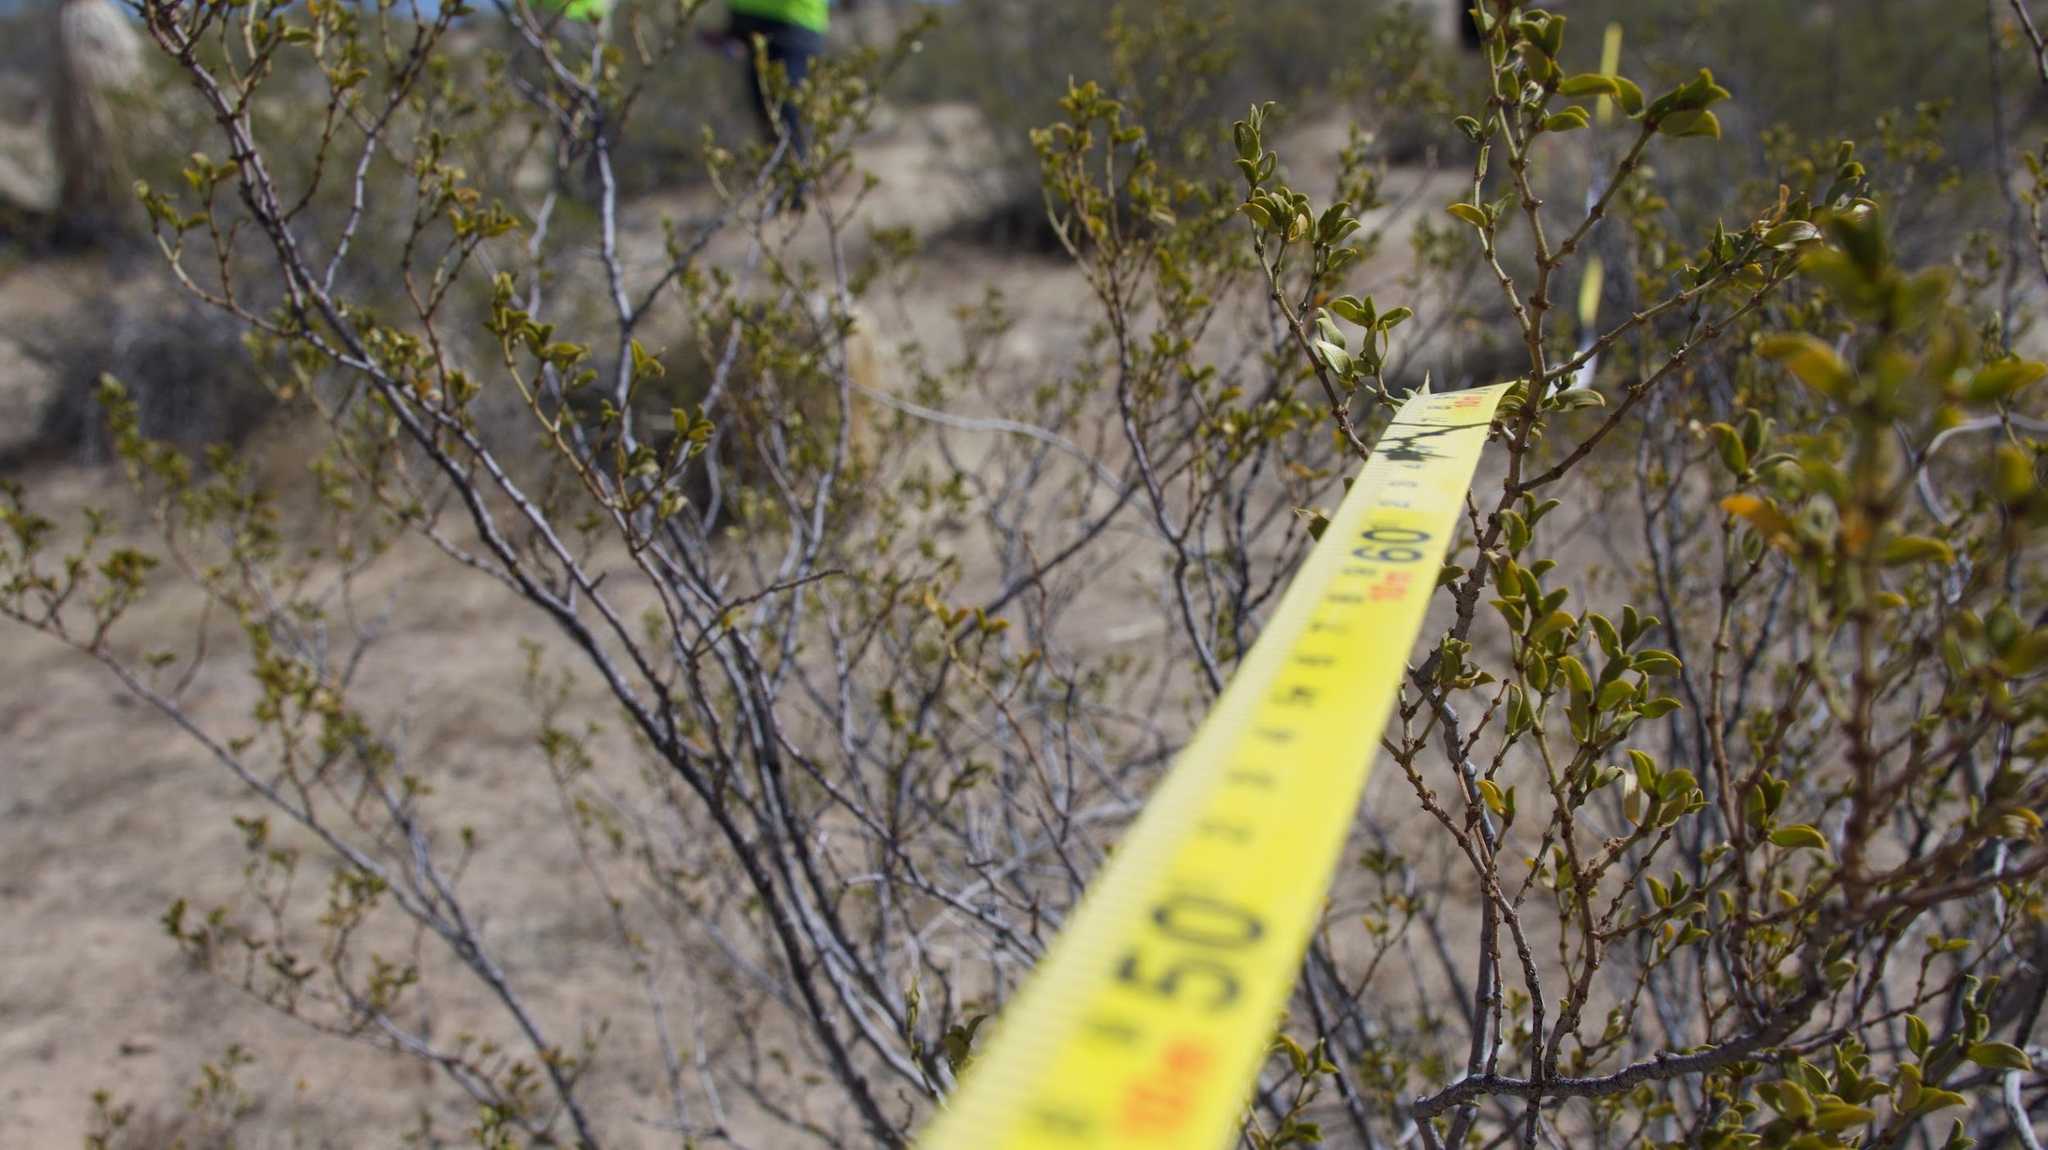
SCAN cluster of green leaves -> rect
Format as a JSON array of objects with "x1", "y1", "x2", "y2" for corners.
[{"x1": 1684, "y1": 977, "x2": 2034, "y2": 1150}]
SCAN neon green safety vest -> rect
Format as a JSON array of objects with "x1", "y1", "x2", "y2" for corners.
[
  {"x1": 547, "y1": 0, "x2": 609, "y2": 21},
  {"x1": 729, "y1": 0, "x2": 829, "y2": 34}
]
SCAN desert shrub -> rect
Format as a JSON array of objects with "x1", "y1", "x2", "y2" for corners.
[
  {"x1": 2, "y1": 2, "x2": 2048, "y2": 1149},
  {"x1": 897, "y1": 0, "x2": 1465, "y2": 252},
  {"x1": 83, "y1": 1045, "x2": 322, "y2": 1150}
]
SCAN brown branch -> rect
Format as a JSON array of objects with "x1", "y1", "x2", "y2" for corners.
[{"x1": 1412, "y1": 978, "x2": 1824, "y2": 1118}]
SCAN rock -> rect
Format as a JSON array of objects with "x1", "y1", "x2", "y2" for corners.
[
  {"x1": 53, "y1": 0, "x2": 145, "y2": 231},
  {"x1": 0, "y1": 117, "x2": 56, "y2": 216},
  {"x1": 0, "y1": 337, "x2": 58, "y2": 460}
]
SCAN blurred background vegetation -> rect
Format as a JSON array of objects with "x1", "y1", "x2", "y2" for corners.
[{"x1": 3, "y1": 0, "x2": 2038, "y2": 465}]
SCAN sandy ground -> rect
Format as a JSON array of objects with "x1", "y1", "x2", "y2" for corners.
[
  {"x1": 0, "y1": 97, "x2": 1470, "y2": 1146},
  {"x1": 1, "y1": 495, "x2": 577, "y2": 1144}
]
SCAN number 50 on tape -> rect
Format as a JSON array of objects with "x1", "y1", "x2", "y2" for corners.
[{"x1": 917, "y1": 383, "x2": 1508, "y2": 1150}]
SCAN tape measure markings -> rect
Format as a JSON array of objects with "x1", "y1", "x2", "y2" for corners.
[{"x1": 918, "y1": 383, "x2": 1509, "y2": 1150}]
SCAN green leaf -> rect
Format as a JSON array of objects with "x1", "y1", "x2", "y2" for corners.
[
  {"x1": 1560, "y1": 654, "x2": 1594, "y2": 695},
  {"x1": 1541, "y1": 107, "x2": 1592, "y2": 133},
  {"x1": 1477, "y1": 778, "x2": 1508, "y2": 817},
  {"x1": 940, "y1": 1014, "x2": 987, "y2": 1074},
  {"x1": 1721, "y1": 494, "x2": 1797, "y2": 544},
  {"x1": 1632, "y1": 649, "x2": 1682, "y2": 675},
  {"x1": 1596, "y1": 679, "x2": 1635, "y2": 712},
  {"x1": 1612, "y1": 76, "x2": 1645, "y2": 117},
  {"x1": 1708, "y1": 423, "x2": 1749, "y2": 476},
  {"x1": 1328, "y1": 295, "x2": 1375, "y2": 326},
  {"x1": 1314, "y1": 341, "x2": 1354, "y2": 375},
  {"x1": 1588, "y1": 613, "x2": 1620, "y2": 657},
  {"x1": 1995, "y1": 445, "x2": 2035, "y2": 502},
  {"x1": 1965, "y1": 359, "x2": 2047, "y2": 404},
  {"x1": 540, "y1": 341, "x2": 589, "y2": 368},
  {"x1": 1738, "y1": 410, "x2": 1768, "y2": 458},
  {"x1": 1446, "y1": 202, "x2": 1490, "y2": 228},
  {"x1": 2004, "y1": 629, "x2": 2048, "y2": 675},
  {"x1": 1531, "y1": 610, "x2": 1577, "y2": 643},
  {"x1": 1898, "y1": 1063, "x2": 1925, "y2": 1110},
  {"x1": 1812, "y1": 1100, "x2": 1877, "y2": 1132},
  {"x1": 1878, "y1": 535, "x2": 1955, "y2": 566},
  {"x1": 1557, "y1": 73, "x2": 1620, "y2": 98},
  {"x1": 1654, "y1": 68, "x2": 1732, "y2": 114},
  {"x1": 1769, "y1": 824, "x2": 1829, "y2": 853},
  {"x1": 1621, "y1": 772, "x2": 1646, "y2": 825},
  {"x1": 1757, "y1": 333, "x2": 1853, "y2": 399},
  {"x1": 1761, "y1": 220, "x2": 1823, "y2": 250},
  {"x1": 1659, "y1": 109, "x2": 1721, "y2": 139},
  {"x1": 1657, "y1": 768, "x2": 1698, "y2": 802},
  {"x1": 1906, "y1": 1014, "x2": 1930, "y2": 1058},
  {"x1": 1914, "y1": 1087, "x2": 1969, "y2": 1115},
  {"x1": 631, "y1": 339, "x2": 666, "y2": 382},
  {"x1": 1766, "y1": 1080, "x2": 1815, "y2": 1120},
  {"x1": 1967, "y1": 1042, "x2": 2033, "y2": 1072},
  {"x1": 1502, "y1": 509, "x2": 1531, "y2": 554}
]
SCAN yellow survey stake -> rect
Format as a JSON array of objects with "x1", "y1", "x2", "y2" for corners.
[{"x1": 918, "y1": 383, "x2": 1509, "y2": 1150}]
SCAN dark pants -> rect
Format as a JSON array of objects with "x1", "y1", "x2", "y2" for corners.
[{"x1": 728, "y1": 13, "x2": 822, "y2": 161}]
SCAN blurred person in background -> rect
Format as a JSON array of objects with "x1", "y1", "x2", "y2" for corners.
[{"x1": 706, "y1": 0, "x2": 855, "y2": 167}]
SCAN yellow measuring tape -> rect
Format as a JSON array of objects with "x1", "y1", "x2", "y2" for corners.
[{"x1": 918, "y1": 383, "x2": 1509, "y2": 1150}]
